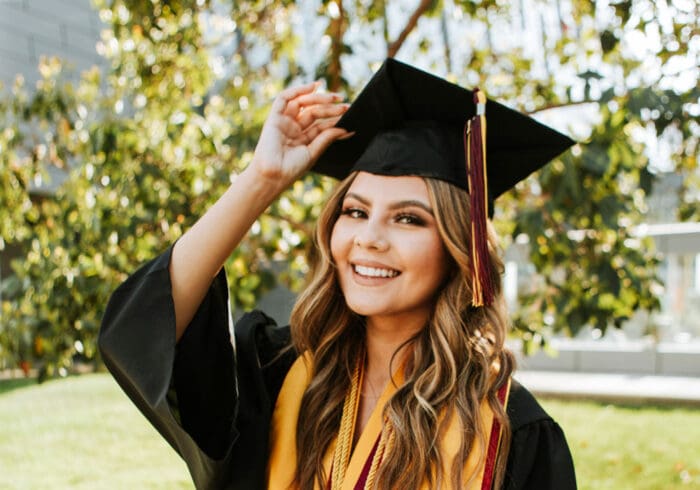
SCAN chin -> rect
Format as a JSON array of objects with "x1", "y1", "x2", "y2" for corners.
[
  {"x1": 344, "y1": 302, "x2": 382, "y2": 317},
  {"x1": 342, "y1": 295, "x2": 389, "y2": 317}
]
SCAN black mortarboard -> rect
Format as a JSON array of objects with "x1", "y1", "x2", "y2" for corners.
[
  {"x1": 314, "y1": 58, "x2": 574, "y2": 198},
  {"x1": 313, "y1": 58, "x2": 574, "y2": 305}
]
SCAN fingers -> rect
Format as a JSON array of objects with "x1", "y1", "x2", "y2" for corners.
[
  {"x1": 261, "y1": 84, "x2": 352, "y2": 174},
  {"x1": 272, "y1": 82, "x2": 342, "y2": 115},
  {"x1": 288, "y1": 115, "x2": 342, "y2": 146},
  {"x1": 276, "y1": 109, "x2": 347, "y2": 147},
  {"x1": 269, "y1": 83, "x2": 348, "y2": 148},
  {"x1": 270, "y1": 81, "x2": 319, "y2": 114},
  {"x1": 307, "y1": 127, "x2": 354, "y2": 162},
  {"x1": 275, "y1": 114, "x2": 304, "y2": 140},
  {"x1": 296, "y1": 102, "x2": 349, "y2": 128},
  {"x1": 283, "y1": 92, "x2": 344, "y2": 118}
]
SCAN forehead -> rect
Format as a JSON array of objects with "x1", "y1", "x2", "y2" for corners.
[{"x1": 345, "y1": 172, "x2": 430, "y2": 201}]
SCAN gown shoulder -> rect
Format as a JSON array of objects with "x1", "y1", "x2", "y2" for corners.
[
  {"x1": 99, "y1": 246, "x2": 294, "y2": 489},
  {"x1": 503, "y1": 380, "x2": 578, "y2": 490}
]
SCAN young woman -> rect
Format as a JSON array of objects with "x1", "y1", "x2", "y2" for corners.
[{"x1": 100, "y1": 59, "x2": 577, "y2": 489}]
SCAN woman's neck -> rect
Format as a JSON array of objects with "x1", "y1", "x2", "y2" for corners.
[
  {"x1": 363, "y1": 313, "x2": 424, "y2": 386},
  {"x1": 353, "y1": 317, "x2": 421, "y2": 442}
]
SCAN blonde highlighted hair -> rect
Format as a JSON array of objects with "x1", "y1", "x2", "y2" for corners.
[{"x1": 290, "y1": 172, "x2": 515, "y2": 489}]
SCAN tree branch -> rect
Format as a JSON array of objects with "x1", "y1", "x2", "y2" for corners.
[
  {"x1": 387, "y1": 0, "x2": 434, "y2": 58},
  {"x1": 440, "y1": 10, "x2": 452, "y2": 73},
  {"x1": 527, "y1": 98, "x2": 599, "y2": 114},
  {"x1": 327, "y1": 3, "x2": 347, "y2": 92}
]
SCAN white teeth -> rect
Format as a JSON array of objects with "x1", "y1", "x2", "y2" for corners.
[{"x1": 354, "y1": 265, "x2": 399, "y2": 278}]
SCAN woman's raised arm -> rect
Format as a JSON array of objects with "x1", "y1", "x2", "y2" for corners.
[{"x1": 170, "y1": 82, "x2": 350, "y2": 339}]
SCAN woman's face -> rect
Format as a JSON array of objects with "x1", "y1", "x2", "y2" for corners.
[{"x1": 330, "y1": 172, "x2": 450, "y2": 329}]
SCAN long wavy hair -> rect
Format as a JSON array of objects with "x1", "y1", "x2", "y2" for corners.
[{"x1": 289, "y1": 172, "x2": 515, "y2": 489}]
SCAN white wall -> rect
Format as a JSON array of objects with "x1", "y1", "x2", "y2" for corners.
[{"x1": 0, "y1": 0, "x2": 104, "y2": 87}]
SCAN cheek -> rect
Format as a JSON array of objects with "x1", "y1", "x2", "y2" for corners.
[
  {"x1": 435, "y1": 248, "x2": 452, "y2": 285},
  {"x1": 329, "y1": 222, "x2": 348, "y2": 264},
  {"x1": 414, "y1": 238, "x2": 450, "y2": 283}
]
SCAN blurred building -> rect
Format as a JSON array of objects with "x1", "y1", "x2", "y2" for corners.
[
  {"x1": 512, "y1": 172, "x2": 700, "y2": 376},
  {"x1": 0, "y1": 0, "x2": 105, "y2": 298},
  {"x1": 0, "y1": 0, "x2": 104, "y2": 86}
]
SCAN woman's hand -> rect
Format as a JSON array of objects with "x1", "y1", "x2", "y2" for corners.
[
  {"x1": 169, "y1": 82, "x2": 350, "y2": 337},
  {"x1": 249, "y1": 82, "x2": 351, "y2": 192}
]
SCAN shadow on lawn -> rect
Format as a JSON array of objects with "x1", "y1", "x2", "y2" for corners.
[
  {"x1": 539, "y1": 394, "x2": 697, "y2": 412},
  {"x1": 0, "y1": 376, "x2": 39, "y2": 396}
]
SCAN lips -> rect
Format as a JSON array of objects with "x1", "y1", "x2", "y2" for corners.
[{"x1": 352, "y1": 264, "x2": 400, "y2": 278}]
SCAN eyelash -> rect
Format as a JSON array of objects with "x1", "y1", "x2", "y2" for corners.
[{"x1": 395, "y1": 213, "x2": 425, "y2": 226}]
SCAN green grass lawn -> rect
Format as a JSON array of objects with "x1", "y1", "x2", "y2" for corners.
[
  {"x1": 0, "y1": 373, "x2": 191, "y2": 489},
  {"x1": 541, "y1": 397, "x2": 700, "y2": 490},
  {"x1": 1, "y1": 373, "x2": 699, "y2": 489}
]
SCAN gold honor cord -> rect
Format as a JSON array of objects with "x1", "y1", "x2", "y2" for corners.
[
  {"x1": 267, "y1": 354, "x2": 507, "y2": 490},
  {"x1": 331, "y1": 359, "x2": 362, "y2": 488},
  {"x1": 331, "y1": 357, "x2": 396, "y2": 490}
]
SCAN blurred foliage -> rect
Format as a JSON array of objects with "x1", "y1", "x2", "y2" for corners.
[{"x1": 0, "y1": 0, "x2": 697, "y2": 375}]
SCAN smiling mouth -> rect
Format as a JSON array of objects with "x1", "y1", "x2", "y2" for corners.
[{"x1": 353, "y1": 264, "x2": 400, "y2": 278}]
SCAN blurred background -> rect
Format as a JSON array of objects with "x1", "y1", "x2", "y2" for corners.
[{"x1": 0, "y1": 0, "x2": 698, "y2": 488}]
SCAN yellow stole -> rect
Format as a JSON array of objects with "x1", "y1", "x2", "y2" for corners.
[{"x1": 266, "y1": 355, "x2": 509, "y2": 490}]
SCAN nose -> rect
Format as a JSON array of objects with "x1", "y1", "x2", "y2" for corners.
[{"x1": 353, "y1": 221, "x2": 389, "y2": 251}]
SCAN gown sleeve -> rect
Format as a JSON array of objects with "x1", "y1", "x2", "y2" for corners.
[
  {"x1": 98, "y1": 246, "x2": 295, "y2": 490},
  {"x1": 503, "y1": 381, "x2": 578, "y2": 490}
]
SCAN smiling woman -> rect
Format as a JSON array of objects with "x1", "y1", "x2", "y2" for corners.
[
  {"x1": 99, "y1": 58, "x2": 577, "y2": 489},
  {"x1": 330, "y1": 173, "x2": 450, "y2": 327}
]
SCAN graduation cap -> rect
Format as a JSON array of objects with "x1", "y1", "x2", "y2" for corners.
[{"x1": 313, "y1": 58, "x2": 574, "y2": 306}]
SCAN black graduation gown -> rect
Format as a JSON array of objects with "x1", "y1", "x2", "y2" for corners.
[{"x1": 99, "y1": 247, "x2": 577, "y2": 490}]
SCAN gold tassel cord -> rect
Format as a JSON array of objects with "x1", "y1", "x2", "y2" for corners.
[{"x1": 465, "y1": 88, "x2": 494, "y2": 307}]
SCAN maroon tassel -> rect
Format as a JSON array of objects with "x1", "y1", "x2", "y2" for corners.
[{"x1": 464, "y1": 88, "x2": 494, "y2": 306}]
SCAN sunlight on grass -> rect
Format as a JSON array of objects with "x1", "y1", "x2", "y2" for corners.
[
  {"x1": 542, "y1": 398, "x2": 700, "y2": 490},
  {"x1": 0, "y1": 374, "x2": 191, "y2": 489},
  {"x1": 1, "y1": 374, "x2": 699, "y2": 489}
]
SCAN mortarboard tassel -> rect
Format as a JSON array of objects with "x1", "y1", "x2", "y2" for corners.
[{"x1": 464, "y1": 88, "x2": 495, "y2": 307}]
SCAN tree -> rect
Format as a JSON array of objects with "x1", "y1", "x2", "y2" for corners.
[{"x1": 0, "y1": 0, "x2": 697, "y2": 375}]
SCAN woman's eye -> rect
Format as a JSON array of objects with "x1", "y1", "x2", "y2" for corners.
[
  {"x1": 396, "y1": 214, "x2": 425, "y2": 226},
  {"x1": 341, "y1": 207, "x2": 366, "y2": 219}
]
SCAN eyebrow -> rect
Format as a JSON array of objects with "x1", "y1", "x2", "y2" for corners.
[{"x1": 343, "y1": 192, "x2": 434, "y2": 215}]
